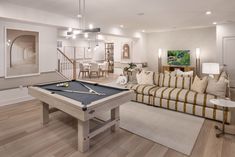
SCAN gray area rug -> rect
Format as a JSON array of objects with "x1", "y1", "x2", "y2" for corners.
[{"x1": 97, "y1": 101, "x2": 204, "y2": 155}]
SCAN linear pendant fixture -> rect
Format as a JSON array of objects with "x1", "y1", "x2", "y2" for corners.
[{"x1": 67, "y1": 0, "x2": 101, "y2": 38}]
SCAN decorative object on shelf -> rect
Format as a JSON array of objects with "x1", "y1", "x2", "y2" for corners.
[
  {"x1": 5, "y1": 28, "x2": 39, "y2": 78},
  {"x1": 122, "y1": 42, "x2": 132, "y2": 59},
  {"x1": 210, "y1": 99, "x2": 235, "y2": 138},
  {"x1": 167, "y1": 50, "x2": 190, "y2": 66},
  {"x1": 105, "y1": 43, "x2": 114, "y2": 73},
  {"x1": 195, "y1": 48, "x2": 201, "y2": 76},
  {"x1": 202, "y1": 63, "x2": 220, "y2": 78},
  {"x1": 158, "y1": 48, "x2": 162, "y2": 73}
]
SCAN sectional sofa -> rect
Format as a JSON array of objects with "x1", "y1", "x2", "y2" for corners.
[{"x1": 128, "y1": 72, "x2": 231, "y2": 123}]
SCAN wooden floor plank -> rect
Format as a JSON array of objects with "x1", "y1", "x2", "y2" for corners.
[
  {"x1": 0, "y1": 100, "x2": 235, "y2": 157},
  {"x1": 144, "y1": 143, "x2": 168, "y2": 157}
]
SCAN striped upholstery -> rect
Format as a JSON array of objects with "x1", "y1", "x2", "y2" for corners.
[
  {"x1": 126, "y1": 72, "x2": 231, "y2": 123},
  {"x1": 134, "y1": 93, "x2": 231, "y2": 123},
  {"x1": 129, "y1": 84, "x2": 159, "y2": 95},
  {"x1": 158, "y1": 73, "x2": 193, "y2": 89},
  {"x1": 149, "y1": 87, "x2": 218, "y2": 109},
  {"x1": 153, "y1": 72, "x2": 160, "y2": 86}
]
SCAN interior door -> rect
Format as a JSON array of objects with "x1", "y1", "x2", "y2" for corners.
[{"x1": 223, "y1": 37, "x2": 235, "y2": 88}]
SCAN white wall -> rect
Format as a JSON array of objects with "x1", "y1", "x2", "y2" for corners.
[
  {"x1": 0, "y1": 20, "x2": 58, "y2": 77},
  {"x1": 105, "y1": 34, "x2": 147, "y2": 63},
  {"x1": 58, "y1": 38, "x2": 105, "y2": 62},
  {"x1": 58, "y1": 34, "x2": 148, "y2": 64},
  {"x1": 217, "y1": 23, "x2": 235, "y2": 64},
  {"x1": 146, "y1": 27, "x2": 216, "y2": 71}
]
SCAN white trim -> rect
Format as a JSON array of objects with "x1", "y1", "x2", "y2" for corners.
[{"x1": 0, "y1": 96, "x2": 35, "y2": 107}]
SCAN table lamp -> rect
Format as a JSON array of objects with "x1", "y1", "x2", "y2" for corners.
[{"x1": 202, "y1": 63, "x2": 220, "y2": 78}]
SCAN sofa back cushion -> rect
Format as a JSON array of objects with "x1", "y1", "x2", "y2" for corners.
[
  {"x1": 158, "y1": 73, "x2": 192, "y2": 89},
  {"x1": 153, "y1": 72, "x2": 160, "y2": 86},
  {"x1": 136, "y1": 71, "x2": 154, "y2": 85},
  {"x1": 191, "y1": 76, "x2": 208, "y2": 94}
]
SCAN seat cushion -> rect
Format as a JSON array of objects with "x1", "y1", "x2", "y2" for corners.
[
  {"x1": 128, "y1": 84, "x2": 159, "y2": 95},
  {"x1": 149, "y1": 87, "x2": 217, "y2": 108}
]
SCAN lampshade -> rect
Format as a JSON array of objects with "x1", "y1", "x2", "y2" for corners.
[
  {"x1": 158, "y1": 48, "x2": 162, "y2": 58},
  {"x1": 202, "y1": 63, "x2": 220, "y2": 75}
]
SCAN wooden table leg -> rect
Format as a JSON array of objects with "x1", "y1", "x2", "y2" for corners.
[
  {"x1": 111, "y1": 107, "x2": 120, "y2": 132},
  {"x1": 41, "y1": 102, "x2": 49, "y2": 126},
  {"x1": 78, "y1": 120, "x2": 90, "y2": 152}
]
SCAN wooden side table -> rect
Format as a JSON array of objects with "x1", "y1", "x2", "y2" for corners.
[{"x1": 210, "y1": 99, "x2": 235, "y2": 138}]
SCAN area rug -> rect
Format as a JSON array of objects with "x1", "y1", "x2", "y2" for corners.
[{"x1": 97, "y1": 101, "x2": 204, "y2": 155}]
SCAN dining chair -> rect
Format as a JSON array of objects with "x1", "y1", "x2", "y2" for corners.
[
  {"x1": 78, "y1": 63, "x2": 89, "y2": 78},
  {"x1": 89, "y1": 63, "x2": 99, "y2": 78},
  {"x1": 99, "y1": 61, "x2": 109, "y2": 77}
]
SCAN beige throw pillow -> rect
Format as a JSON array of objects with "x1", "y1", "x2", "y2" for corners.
[
  {"x1": 136, "y1": 71, "x2": 154, "y2": 85},
  {"x1": 206, "y1": 76, "x2": 228, "y2": 98},
  {"x1": 191, "y1": 76, "x2": 208, "y2": 93}
]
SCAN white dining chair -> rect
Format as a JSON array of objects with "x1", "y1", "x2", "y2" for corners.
[
  {"x1": 89, "y1": 63, "x2": 99, "y2": 78},
  {"x1": 99, "y1": 61, "x2": 109, "y2": 77},
  {"x1": 78, "y1": 63, "x2": 89, "y2": 78}
]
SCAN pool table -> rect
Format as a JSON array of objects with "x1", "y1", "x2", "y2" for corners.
[{"x1": 28, "y1": 80, "x2": 133, "y2": 152}]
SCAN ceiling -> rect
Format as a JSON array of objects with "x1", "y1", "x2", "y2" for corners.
[{"x1": 3, "y1": 0, "x2": 235, "y2": 32}]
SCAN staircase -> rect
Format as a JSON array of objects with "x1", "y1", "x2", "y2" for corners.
[{"x1": 57, "y1": 48, "x2": 77, "y2": 80}]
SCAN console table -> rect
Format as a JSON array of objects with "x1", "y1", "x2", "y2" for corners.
[{"x1": 162, "y1": 65, "x2": 194, "y2": 73}]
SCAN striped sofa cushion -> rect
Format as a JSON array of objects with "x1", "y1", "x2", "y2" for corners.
[
  {"x1": 128, "y1": 84, "x2": 159, "y2": 95},
  {"x1": 149, "y1": 87, "x2": 217, "y2": 108},
  {"x1": 158, "y1": 73, "x2": 192, "y2": 89},
  {"x1": 153, "y1": 72, "x2": 160, "y2": 86}
]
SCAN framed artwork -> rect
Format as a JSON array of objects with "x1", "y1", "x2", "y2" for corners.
[
  {"x1": 64, "y1": 46, "x2": 75, "y2": 59},
  {"x1": 57, "y1": 40, "x2": 63, "y2": 48},
  {"x1": 84, "y1": 48, "x2": 93, "y2": 59},
  {"x1": 122, "y1": 42, "x2": 132, "y2": 59},
  {"x1": 5, "y1": 28, "x2": 39, "y2": 78},
  {"x1": 75, "y1": 47, "x2": 85, "y2": 59}
]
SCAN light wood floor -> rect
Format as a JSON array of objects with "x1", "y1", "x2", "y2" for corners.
[{"x1": 1, "y1": 100, "x2": 235, "y2": 157}]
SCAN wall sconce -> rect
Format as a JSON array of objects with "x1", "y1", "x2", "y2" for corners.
[
  {"x1": 158, "y1": 48, "x2": 162, "y2": 73},
  {"x1": 196, "y1": 48, "x2": 201, "y2": 76}
]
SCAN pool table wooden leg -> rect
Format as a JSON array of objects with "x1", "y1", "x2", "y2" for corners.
[
  {"x1": 111, "y1": 107, "x2": 120, "y2": 132},
  {"x1": 41, "y1": 102, "x2": 49, "y2": 126},
  {"x1": 78, "y1": 120, "x2": 90, "y2": 152}
]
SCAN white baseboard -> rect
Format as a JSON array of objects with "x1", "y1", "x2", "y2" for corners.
[{"x1": 0, "y1": 87, "x2": 35, "y2": 107}]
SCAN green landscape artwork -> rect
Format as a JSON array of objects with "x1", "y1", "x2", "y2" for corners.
[{"x1": 167, "y1": 50, "x2": 190, "y2": 66}]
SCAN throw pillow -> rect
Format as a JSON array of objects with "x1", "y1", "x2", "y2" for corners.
[
  {"x1": 206, "y1": 77, "x2": 228, "y2": 98},
  {"x1": 136, "y1": 71, "x2": 154, "y2": 85},
  {"x1": 191, "y1": 76, "x2": 208, "y2": 93}
]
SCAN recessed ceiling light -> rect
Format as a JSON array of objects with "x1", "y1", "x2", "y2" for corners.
[
  {"x1": 213, "y1": 22, "x2": 217, "y2": 25},
  {"x1": 206, "y1": 11, "x2": 212, "y2": 15},
  {"x1": 142, "y1": 30, "x2": 145, "y2": 33},
  {"x1": 120, "y1": 25, "x2": 124, "y2": 28}
]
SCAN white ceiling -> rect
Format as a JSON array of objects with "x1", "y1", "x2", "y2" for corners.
[{"x1": 3, "y1": 0, "x2": 235, "y2": 32}]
